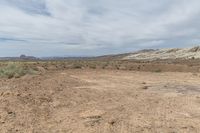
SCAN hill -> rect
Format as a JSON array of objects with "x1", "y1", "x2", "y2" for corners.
[{"x1": 122, "y1": 46, "x2": 200, "y2": 61}]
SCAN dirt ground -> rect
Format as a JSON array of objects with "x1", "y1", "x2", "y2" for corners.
[{"x1": 1, "y1": 69, "x2": 200, "y2": 133}]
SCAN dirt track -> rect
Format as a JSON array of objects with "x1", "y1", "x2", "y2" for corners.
[{"x1": 1, "y1": 69, "x2": 200, "y2": 132}]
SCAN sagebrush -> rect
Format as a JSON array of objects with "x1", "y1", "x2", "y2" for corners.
[{"x1": 0, "y1": 63, "x2": 37, "y2": 78}]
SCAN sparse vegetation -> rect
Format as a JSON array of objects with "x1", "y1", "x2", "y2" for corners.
[
  {"x1": 0, "y1": 62, "x2": 37, "y2": 79},
  {"x1": 0, "y1": 59, "x2": 199, "y2": 74}
]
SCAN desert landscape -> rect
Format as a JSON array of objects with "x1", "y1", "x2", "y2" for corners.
[
  {"x1": 2, "y1": 0, "x2": 200, "y2": 132},
  {"x1": 1, "y1": 47, "x2": 200, "y2": 132}
]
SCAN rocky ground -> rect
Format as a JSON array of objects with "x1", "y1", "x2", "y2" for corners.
[{"x1": 1, "y1": 69, "x2": 200, "y2": 132}]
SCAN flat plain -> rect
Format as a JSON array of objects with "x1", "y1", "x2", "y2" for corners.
[{"x1": 1, "y1": 61, "x2": 200, "y2": 132}]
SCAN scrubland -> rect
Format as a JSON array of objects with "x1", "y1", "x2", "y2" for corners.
[{"x1": 1, "y1": 60, "x2": 200, "y2": 132}]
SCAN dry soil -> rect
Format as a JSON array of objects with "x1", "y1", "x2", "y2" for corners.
[{"x1": 1, "y1": 69, "x2": 200, "y2": 133}]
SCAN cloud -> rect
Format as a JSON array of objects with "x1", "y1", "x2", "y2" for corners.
[{"x1": 0, "y1": 0, "x2": 200, "y2": 56}]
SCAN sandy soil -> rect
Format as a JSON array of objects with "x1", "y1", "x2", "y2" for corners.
[{"x1": 1, "y1": 69, "x2": 200, "y2": 133}]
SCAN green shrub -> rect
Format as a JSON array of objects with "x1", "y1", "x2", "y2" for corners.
[
  {"x1": 154, "y1": 69, "x2": 162, "y2": 73},
  {"x1": 0, "y1": 63, "x2": 37, "y2": 79},
  {"x1": 72, "y1": 63, "x2": 82, "y2": 69}
]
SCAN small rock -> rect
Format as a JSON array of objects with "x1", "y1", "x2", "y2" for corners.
[
  {"x1": 141, "y1": 82, "x2": 146, "y2": 84},
  {"x1": 108, "y1": 119, "x2": 117, "y2": 126},
  {"x1": 141, "y1": 86, "x2": 149, "y2": 90},
  {"x1": 7, "y1": 111, "x2": 13, "y2": 115}
]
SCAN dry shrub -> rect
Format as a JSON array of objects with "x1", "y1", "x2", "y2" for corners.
[{"x1": 0, "y1": 62, "x2": 37, "y2": 79}]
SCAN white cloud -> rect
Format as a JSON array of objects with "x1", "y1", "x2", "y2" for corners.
[{"x1": 0, "y1": 0, "x2": 200, "y2": 56}]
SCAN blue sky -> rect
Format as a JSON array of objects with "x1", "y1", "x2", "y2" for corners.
[{"x1": 0, "y1": 0, "x2": 200, "y2": 57}]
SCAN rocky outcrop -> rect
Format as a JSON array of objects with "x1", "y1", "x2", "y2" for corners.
[
  {"x1": 188, "y1": 46, "x2": 200, "y2": 52},
  {"x1": 19, "y1": 55, "x2": 37, "y2": 60},
  {"x1": 123, "y1": 46, "x2": 200, "y2": 60}
]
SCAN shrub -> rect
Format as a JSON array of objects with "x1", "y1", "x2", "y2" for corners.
[
  {"x1": 154, "y1": 69, "x2": 162, "y2": 73},
  {"x1": 101, "y1": 63, "x2": 108, "y2": 69},
  {"x1": 72, "y1": 63, "x2": 82, "y2": 69},
  {"x1": 89, "y1": 64, "x2": 96, "y2": 69},
  {"x1": 0, "y1": 63, "x2": 37, "y2": 79}
]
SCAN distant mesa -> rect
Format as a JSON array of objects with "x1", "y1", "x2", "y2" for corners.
[
  {"x1": 0, "y1": 55, "x2": 38, "y2": 61},
  {"x1": 19, "y1": 54, "x2": 37, "y2": 60},
  {"x1": 1, "y1": 46, "x2": 200, "y2": 61},
  {"x1": 20, "y1": 54, "x2": 26, "y2": 58}
]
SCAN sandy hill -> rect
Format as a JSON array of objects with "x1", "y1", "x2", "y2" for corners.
[{"x1": 122, "y1": 46, "x2": 200, "y2": 61}]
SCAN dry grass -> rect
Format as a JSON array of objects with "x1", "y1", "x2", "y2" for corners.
[
  {"x1": 0, "y1": 62, "x2": 37, "y2": 78},
  {"x1": 0, "y1": 59, "x2": 200, "y2": 74}
]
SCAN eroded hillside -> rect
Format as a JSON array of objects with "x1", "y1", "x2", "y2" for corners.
[{"x1": 123, "y1": 46, "x2": 200, "y2": 60}]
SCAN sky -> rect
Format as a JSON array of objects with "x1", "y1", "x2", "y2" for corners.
[{"x1": 0, "y1": 0, "x2": 200, "y2": 57}]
